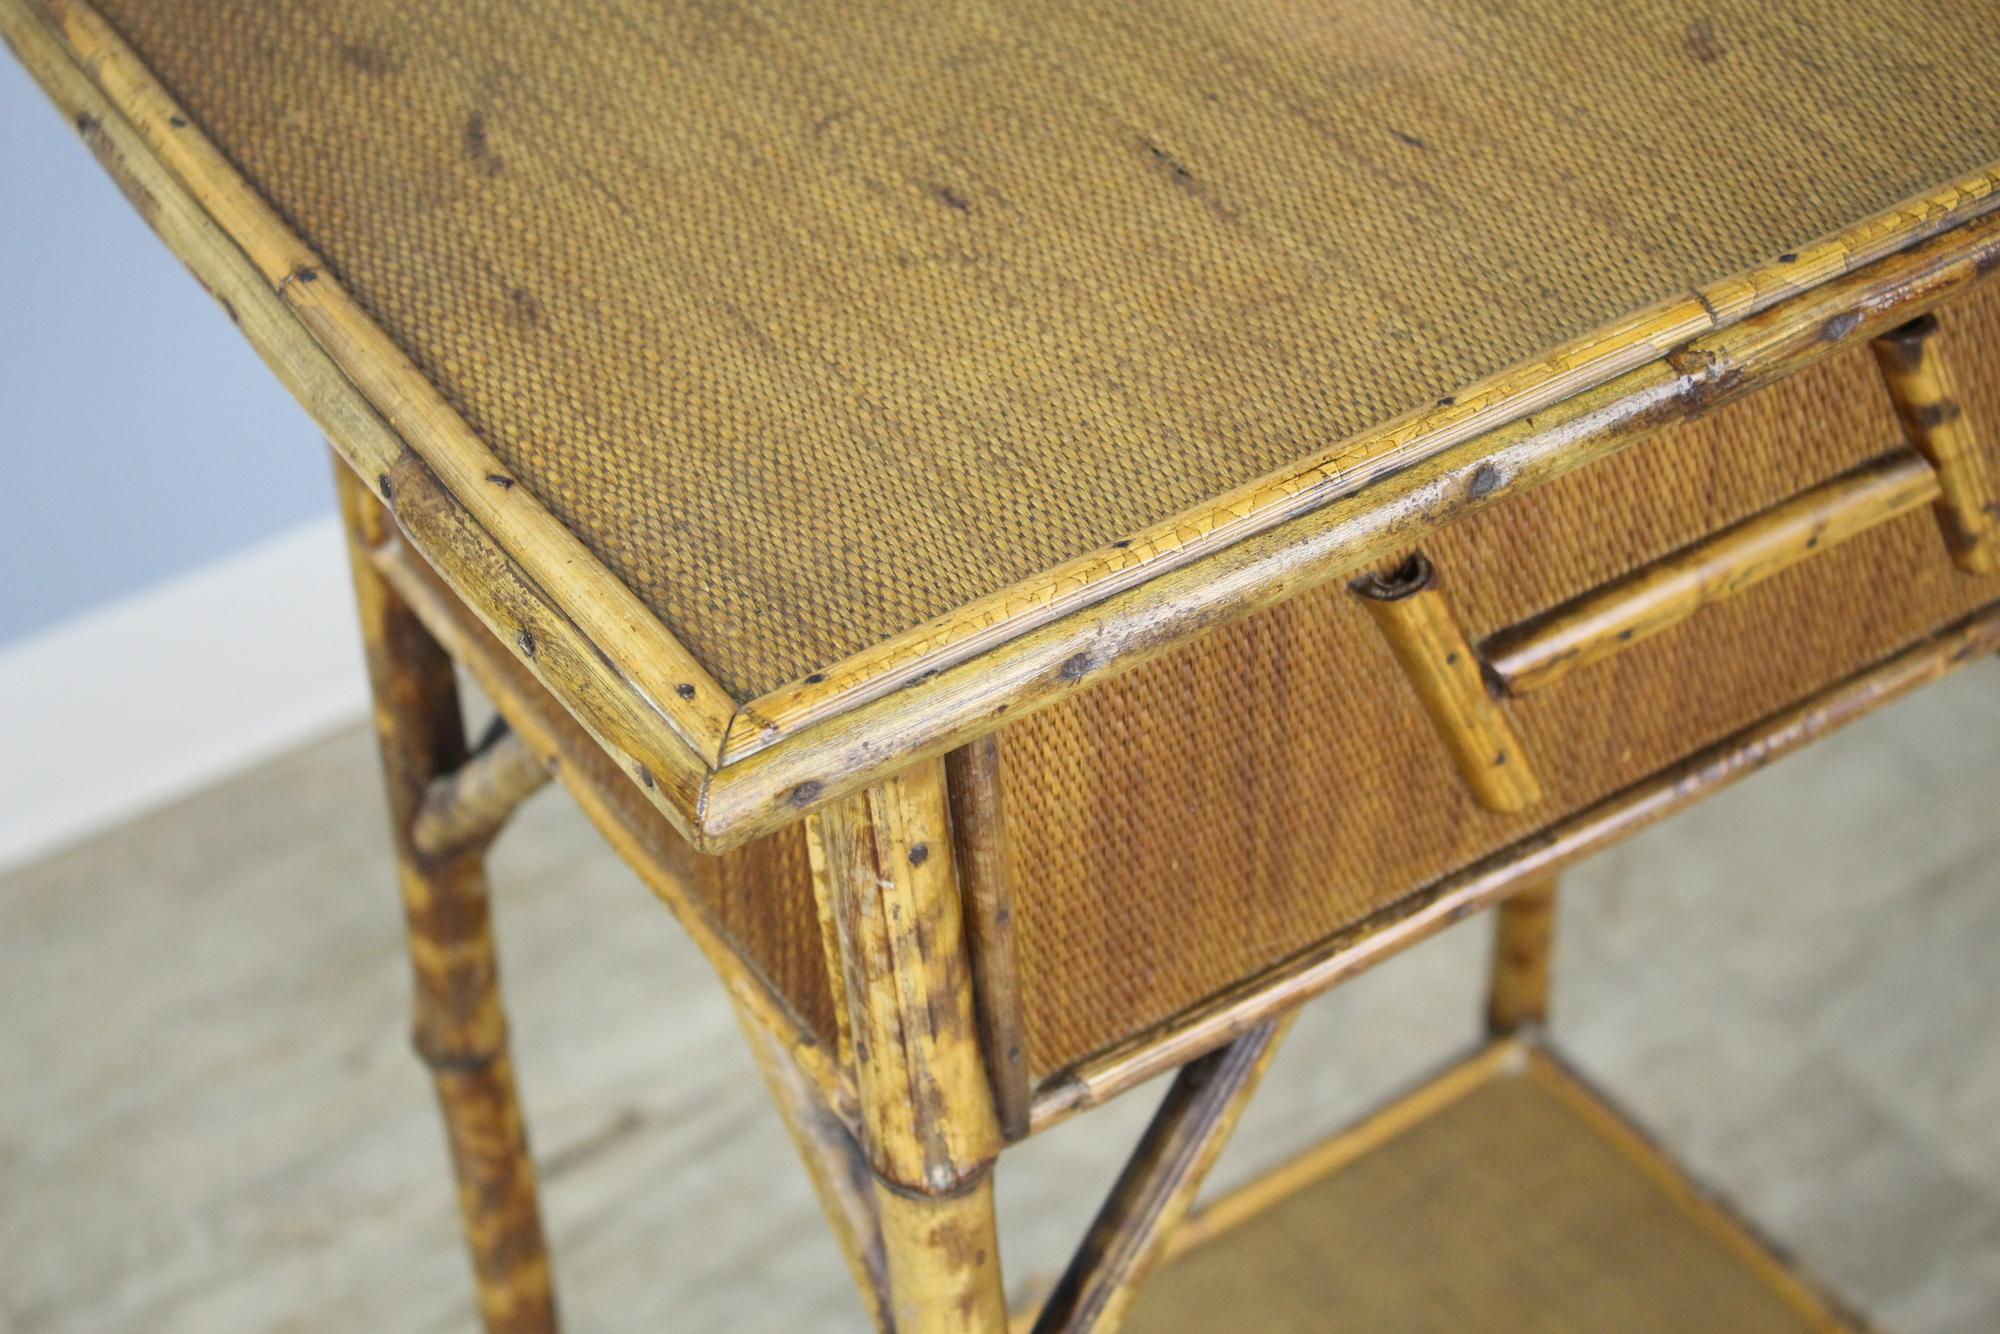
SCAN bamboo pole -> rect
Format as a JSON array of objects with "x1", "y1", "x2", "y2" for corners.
[
  {"x1": 367, "y1": 531, "x2": 852, "y2": 1122},
  {"x1": 1352, "y1": 554, "x2": 1542, "y2": 813},
  {"x1": 876, "y1": 1178, "x2": 1008, "y2": 1333},
  {"x1": 1873, "y1": 313, "x2": 2000, "y2": 573},
  {"x1": 334, "y1": 458, "x2": 556, "y2": 1334},
  {"x1": 1484, "y1": 450, "x2": 1944, "y2": 694},
  {"x1": 945, "y1": 736, "x2": 1033, "y2": 1142},
  {"x1": 1029, "y1": 1017, "x2": 1294, "y2": 1334},
  {"x1": 410, "y1": 723, "x2": 555, "y2": 859},
  {"x1": 731, "y1": 998, "x2": 890, "y2": 1329},
  {"x1": 802, "y1": 817, "x2": 860, "y2": 1089},
  {"x1": 1486, "y1": 878, "x2": 1559, "y2": 1037},
  {"x1": 816, "y1": 759, "x2": 1007, "y2": 1330}
]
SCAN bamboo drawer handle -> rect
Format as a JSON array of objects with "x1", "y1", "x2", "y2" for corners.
[
  {"x1": 1352, "y1": 555, "x2": 1544, "y2": 814},
  {"x1": 1355, "y1": 451, "x2": 1935, "y2": 816},
  {"x1": 1873, "y1": 313, "x2": 2000, "y2": 574},
  {"x1": 1484, "y1": 308, "x2": 2000, "y2": 695},
  {"x1": 1482, "y1": 449, "x2": 1942, "y2": 695},
  {"x1": 1354, "y1": 307, "x2": 1998, "y2": 816}
]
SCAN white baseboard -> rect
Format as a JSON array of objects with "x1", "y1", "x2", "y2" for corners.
[{"x1": 0, "y1": 517, "x2": 369, "y2": 873}]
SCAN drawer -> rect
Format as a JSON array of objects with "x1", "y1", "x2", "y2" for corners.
[
  {"x1": 670, "y1": 278, "x2": 2000, "y2": 1094},
  {"x1": 996, "y1": 280, "x2": 2000, "y2": 1081}
]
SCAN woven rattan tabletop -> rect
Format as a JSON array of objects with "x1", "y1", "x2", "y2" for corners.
[
  {"x1": 12, "y1": 0, "x2": 2000, "y2": 842},
  {"x1": 69, "y1": 0, "x2": 2000, "y2": 688}
]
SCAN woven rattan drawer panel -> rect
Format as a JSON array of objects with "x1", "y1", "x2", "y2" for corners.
[
  {"x1": 1003, "y1": 282, "x2": 2000, "y2": 1080},
  {"x1": 563, "y1": 739, "x2": 834, "y2": 1047}
]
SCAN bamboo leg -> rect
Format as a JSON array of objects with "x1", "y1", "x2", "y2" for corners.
[
  {"x1": 1487, "y1": 878, "x2": 1559, "y2": 1038},
  {"x1": 814, "y1": 759, "x2": 1008, "y2": 1332},
  {"x1": 1031, "y1": 1016, "x2": 1295, "y2": 1334},
  {"x1": 731, "y1": 999, "x2": 892, "y2": 1329},
  {"x1": 801, "y1": 818, "x2": 859, "y2": 1090},
  {"x1": 1873, "y1": 313, "x2": 2000, "y2": 574},
  {"x1": 335, "y1": 458, "x2": 557, "y2": 1334},
  {"x1": 1353, "y1": 554, "x2": 1543, "y2": 813},
  {"x1": 876, "y1": 1178, "x2": 1007, "y2": 1333}
]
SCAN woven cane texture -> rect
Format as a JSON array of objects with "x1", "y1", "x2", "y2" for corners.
[
  {"x1": 1127, "y1": 1067, "x2": 1827, "y2": 1332},
  {"x1": 90, "y1": 0, "x2": 2000, "y2": 698},
  {"x1": 557, "y1": 727, "x2": 834, "y2": 1050},
  {"x1": 1005, "y1": 280, "x2": 2000, "y2": 1079},
  {"x1": 507, "y1": 647, "x2": 836, "y2": 1048},
  {"x1": 531, "y1": 711, "x2": 833, "y2": 1049}
]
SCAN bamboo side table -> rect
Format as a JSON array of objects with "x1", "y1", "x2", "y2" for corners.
[{"x1": 13, "y1": 0, "x2": 2000, "y2": 1328}]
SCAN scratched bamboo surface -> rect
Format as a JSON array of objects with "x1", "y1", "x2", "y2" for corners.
[
  {"x1": 51, "y1": 0, "x2": 2000, "y2": 707},
  {"x1": 3, "y1": 665, "x2": 1999, "y2": 1331}
]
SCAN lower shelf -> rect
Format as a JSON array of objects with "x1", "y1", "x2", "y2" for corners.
[{"x1": 1124, "y1": 1041, "x2": 1860, "y2": 1333}]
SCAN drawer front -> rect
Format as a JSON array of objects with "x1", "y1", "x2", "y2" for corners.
[{"x1": 1003, "y1": 280, "x2": 2000, "y2": 1081}]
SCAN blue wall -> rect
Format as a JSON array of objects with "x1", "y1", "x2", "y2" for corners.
[{"x1": 1, "y1": 56, "x2": 325, "y2": 646}]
